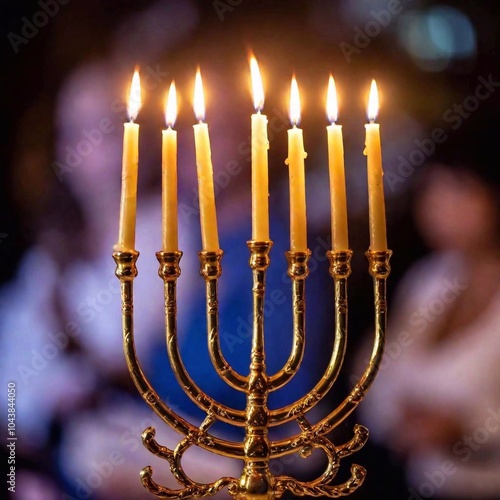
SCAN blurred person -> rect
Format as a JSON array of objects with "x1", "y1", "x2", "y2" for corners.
[{"x1": 355, "y1": 111, "x2": 500, "y2": 499}]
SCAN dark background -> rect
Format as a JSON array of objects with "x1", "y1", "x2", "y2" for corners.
[{"x1": 2, "y1": 1, "x2": 500, "y2": 499}]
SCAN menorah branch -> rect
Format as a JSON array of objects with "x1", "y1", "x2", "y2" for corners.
[
  {"x1": 267, "y1": 250, "x2": 309, "y2": 391},
  {"x1": 267, "y1": 250, "x2": 350, "y2": 423},
  {"x1": 114, "y1": 251, "x2": 196, "y2": 437},
  {"x1": 199, "y1": 250, "x2": 249, "y2": 392},
  {"x1": 157, "y1": 250, "x2": 247, "y2": 426},
  {"x1": 305, "y1": 249, "x2": 392, "y2": 437},
  {"x1": 114, "y1": 250, "x2": 246, "y2": 460}
]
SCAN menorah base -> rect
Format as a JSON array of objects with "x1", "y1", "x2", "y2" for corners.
[{"x1": 139, "y1": 422, "x2": 369, "y2": 499}]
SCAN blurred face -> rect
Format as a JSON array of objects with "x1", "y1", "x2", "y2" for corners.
[{"x1": 414, "y1": 165, "x2": 498, "y2": 252}]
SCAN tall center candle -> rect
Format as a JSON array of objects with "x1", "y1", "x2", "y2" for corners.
[
  {"x1": 250, "y1": 56, "x2": 270, "y2": 241},
  {"x1": 193, "y1": 69, "x2": 219, "y2": 251},
  {"x1": 162, "y1": 81, "x2": 178, "y2": 251},
  {"x1": 286, "y1": 76, "x2": 308, "y2": 252},
  {"x1": 326, "y1": 76, "x2": 349, "y2": 251}
]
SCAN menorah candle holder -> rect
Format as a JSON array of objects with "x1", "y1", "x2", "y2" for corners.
[{"x1": 113, "y1": 241, "x2": 391, "y2": 499}]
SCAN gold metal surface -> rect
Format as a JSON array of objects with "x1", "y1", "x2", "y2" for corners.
[{"x1": 113, "y1": 243, "x2": 392, "y2": 498}]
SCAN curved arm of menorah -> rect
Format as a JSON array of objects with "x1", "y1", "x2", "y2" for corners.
[
  {"x1": 336, "y1": 424, "x2": 369, "y2": 458},
  {"x1": 156, "y1": 251, "x2": 247, "y2": 426},
  {"x1": 141, "y1": 465, "x2": 238, "y2": 499},
  {"x1": 275, "y1": 464, "x2": 366, "y2": 498},
  {"x1": 268, "y1": 250, "x2": 391, "y2": 458},
  {"x1": 139, "y1": 417, "x2": 239, "y2": 499},
  {"x1": 268, "y1": 250, "x2": 310, "y2": 391},
  {"x1": 141, "y1": 462, "x2": 238, "y2": 499},
  {"x1": 113, "y1": 250, "x2": 245, "y2": 460},
  {"x1": 199, "y1": 250, "x2": 248, "y2": 392},
  {"x1": 308, "y1": 249, "x2": 392, "y2": 436},
  {"x1": 274, "y1": 423, "x2": 367, "y2": 497},
  {"x1": 142, "y1": 414, "x2": 217, "y2": 486},
  {"x1": 269, "y1": 250, "x2": 351, "y2": 423}
]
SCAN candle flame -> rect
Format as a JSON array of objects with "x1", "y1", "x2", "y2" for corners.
[
  {"x1": 128, "y1": 70, "x2": 142, "y2": 122},
  {"x1": 326, "y1": 75, "x2": 338, "y2": 124},
  {"x1": 193, "y1": 68, "x2": 205, "y2": 122},
  {"x1": 289, "y1": 76, "x2": 301, "y2": 126},
  {"x1": 165, "y1": 81, "x2": 177, "y2": 128},
  {"x1": 250, "y1": 56, "x2": 264, "y2": 111},
  {"x1": 367, "y1": 79, "x2": 379, "y2": 122}
]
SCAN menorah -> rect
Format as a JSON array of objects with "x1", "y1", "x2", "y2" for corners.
[
  {"x1": 112, "y1": 62, "x2": 391, "y2": 498},
  {"x1": 112, "y1": 241, "x2": 391, "y2": 499}
]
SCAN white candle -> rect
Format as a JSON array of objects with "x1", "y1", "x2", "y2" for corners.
[
  {"x1": 193, "y1": 69, "x2": 219, "y2": 251},
  {"x1": 117, "y1": 70, "x2": 141, "y2": 251},
  {"x1": 364, "y1": 80, "x2": 387, "y2": 251},
  {"x1": 162, "y1": 81, "x2": 178, "y2": 251},
  {"x1": 326, "y1": 75, "x2": 349, "y2": 251},
  {"x1": 250, "y1": 56, "x2": 270, "y2": 241},
  {"x1": 286, "y1": 76, "x2": 308, "y2": 252}
]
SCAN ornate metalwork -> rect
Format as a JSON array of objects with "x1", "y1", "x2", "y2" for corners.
[{"x1": 112, "y1": 243, "x2": 392, "y2": 499}]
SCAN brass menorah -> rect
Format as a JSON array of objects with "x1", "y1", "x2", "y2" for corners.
[{"x1": 112, "y1": 240, "x2": 391, "y2": 499}]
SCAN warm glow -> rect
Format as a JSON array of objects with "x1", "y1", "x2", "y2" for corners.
[
  {"x1": 165, "y1": 81, "x2": 177, "y2": 128},
  {"x1": 250, "y1": 56, "x2": 264, "y2": 111},
  {"x1": 289, "y1": 76, "x2": 301, "y2": 126},
  {"x1": 193, "y1": 68, "x2": 205, "y2": 122},
  {"x1": 128, "y1": 70, "x2": 141, "y2": 122},
  {"x1": 326, "y1": 75, "x2": 338, "y2": 124},
  {"x1": 367, "y1": 79, "x2": 379, "y2": 122}
]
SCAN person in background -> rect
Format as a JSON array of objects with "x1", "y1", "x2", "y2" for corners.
[{"x1": 355, "y1": 110, "x2": 500, "y2": 499}]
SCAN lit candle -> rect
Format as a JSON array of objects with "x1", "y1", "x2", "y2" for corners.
[
  {"x1": 326, "y1": 75, "x2": 349, "y2": 251},
  {"x1": 364, "y1": 79, "x2": 387, "y2": 251},
  {"x1": 250, "y1": 56, "x2": 270, "y2": 241},
  {"x1": 162, "y1": 81, "x2": 178, "y2": 251},
  {"x1": 193, "y1": 68, "x2": 219, "y2": 251},
  {"x1": 285, "y1": 76, "x2": 308, "y2": 252},
  {"x1": 117, "y1": 70, "x2": 141, "y2": 251}
]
